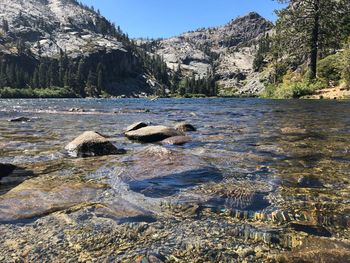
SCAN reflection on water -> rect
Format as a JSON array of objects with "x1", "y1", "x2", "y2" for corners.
[{"x1": 0, "y1": 98, "x2": 349, "y2": 261}]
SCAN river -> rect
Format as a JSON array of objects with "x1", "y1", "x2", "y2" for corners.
[{"x1": 0, "y1": 98, "x2": 349, "y2": 262}]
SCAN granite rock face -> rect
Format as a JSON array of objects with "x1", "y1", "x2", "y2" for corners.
[
  {"x1": 0, "y1": 0, "x2": 126, "y2": 57},
  {"x1": 147, "y1": 12, "x2": 272, "y2": 95}
]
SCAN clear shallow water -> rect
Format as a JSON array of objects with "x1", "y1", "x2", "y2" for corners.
[{"x1": 0, "y1": 98, "x2": 349, "y2": 261}]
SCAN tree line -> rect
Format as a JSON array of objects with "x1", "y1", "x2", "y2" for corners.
[{"x1": 254, "y1": 0, "x2": 350, "y2": 98}]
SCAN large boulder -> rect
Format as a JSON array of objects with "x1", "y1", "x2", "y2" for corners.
[
  {"x1": 65, "y1": 131, "x2": 126, "y2": 157},
  {"x1": 125, "y1": 126, "x2": 184, "y2": 143},
  {"x1": 175, "y1": 123, "x2": 197, "y2": 132},
  {"x1": 124, "y1": 122, "x2": 148, "y2": 133}
]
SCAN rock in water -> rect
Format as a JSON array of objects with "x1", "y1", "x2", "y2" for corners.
[
  {"x1": 65, "y1": 131, "x2": 125, "y2": 157},
  {"x1": 119, "y1": 146, "x2": 222, "y2": 197},
  {"x1": 280, "y1": 127, "x2": 307, "y2": 135},
  {"x1": 0, "y1": 178, "x2": 105, "y2": 223},
  {"x1": 0, "y1": 164, "x2": 34, "y2": 195},
  {"x1": 161, "y1": 136, "x2": 192, "y2": 145},
  {"x1": 297, "y1": 175, "x2": 324, "y2": 188},
  {"x1": 0, "y1": 163, "x2": 16, "y2": 178},
  {"x1": 125, "y1": 126, "x2": 184, "y2": 143},
  {"x1": 8, "y1": 117, "x2": 30, "y2": 122},
  {"x1": 125, "y1": 122, "x2": 148, "y2": 133},
  {"x1": 175, "y1": 123, "x2": 197, "y2": 132},
  {"x1": 276, "y1": 237, "x2": 350, "y2": 263}
]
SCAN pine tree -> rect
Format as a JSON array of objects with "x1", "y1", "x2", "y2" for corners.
[
  {"x1": 48, "y1": 61, "x2": 59, "y2": 87},
  {"x1": 38, "y1": 62, "x2": 47, "y2": 88},
  {"x1": 343, "y1": 38, "x2": 350, "y2": 88},
  {"x1": 253, "y1": 34, "x2": 271, "y2": 72},
  {"x1": 97, "y1": 63, "x2": 104, "y2": 94},
  {"x1": 85, "y1": 70, "x2": 97, "y2": 97},
  {"x1": 2, "y1": 18, "x2": 9, "y2": 32},
  {"x1": 275, "y1": 0, "x2": 341, "y2": 80},
  {"x1": 63, "y1": 69, "x2": 70, "y2": 88},
  {"x1": 58, "y1": 50, "x2": 67, "y2": 86},
  {"x1": 6, "y1": 64, "x2": 15, "y2": 87},
  {"x1": 32, "y1": 68, "x2": 39, "y2": 88},
  {"x1": 76, "y1": 58, "x2": 85, "y2": 92}
]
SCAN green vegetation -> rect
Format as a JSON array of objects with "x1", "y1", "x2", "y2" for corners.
[
  {"x1": 343, "y1": 38, "x2": 350, "y2": 88},
  {"x1": 257, "y1": 0, "x2": 350, "y2": 99},
  {"x1": 0, "y1": 87, "x2": 76, "y2": 98}
]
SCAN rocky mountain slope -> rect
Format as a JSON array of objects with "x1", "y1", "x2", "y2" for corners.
[
  {"x1": 0, "y1": 0, "x2": 168, "y2": 97},
  {"x1": 0, "y1": 1, "x2": 272, "y2": 97},
  {"x1": 148, "y1": 12, "x2": 273, "y2": 95},
  {"x1": 0, "y1": 0, "x2": 124, "y2": 57}
]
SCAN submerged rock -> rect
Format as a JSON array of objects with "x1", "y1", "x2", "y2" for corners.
[
  {"x1": 65, "y1": 131, "x2": 126, "y2": 157},
  {"x1": 0, "y1": 164, "x2": 34, "y2": 195},
  {"x1": 175, "y1": 123, "x2": 197, "y2": 132},
  {"x1": 276, "y1": 237, "x2": 350, "y2": 263},
  {"x1": 124, "y1": 122, "x2": 148, "y2": 133},
  {"x1": 196, "y1": 180, "x2": 271, "y2": 212},
  {"x1": 0, "y1": 163, "x2": 16, "y2": 178},
  {"x1": 289, "y1": 222, "x2": 332, "y2": 237},
  {"x1": 280, "y1": 127, "x2": 307, "y2": 135},
  {"x1": 8, "y1": 117, "x2": 30, "y2": 122},
  {"x1": 119, "y1": 146, "x2": 222, "y2": 197},
  {"x1": 125, "y1": 126, "x2": 184, "y2": 143},
  {"x1": 297, "y1": 175, "x2": 324, "y2": 188},
  {"x1": 0, "y1": 178, "x2": 105, "y2": 223},
  {"x1": 161, "y1": 136, "x2": 192, "y2": 145}
]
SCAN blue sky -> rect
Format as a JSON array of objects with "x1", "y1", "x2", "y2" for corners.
[{"x1": 80, "y1": 0, "x2": 285, "y2": 39}]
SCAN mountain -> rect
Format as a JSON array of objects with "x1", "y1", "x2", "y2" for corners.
[
  {"x1": 0, "y1": 1, "x2": 272, "y2": 97},
  {"x1": 142, "y1": 12, "x2": 273, "y2": 95},
  {"x1": 0, "y1": 0, "x2": 124, "y2": 57},
  {"x1": 0, "y1": 0, "x2": 169, "y2": 97}
]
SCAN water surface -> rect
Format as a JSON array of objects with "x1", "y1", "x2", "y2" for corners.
[{"x1": 0, "y1": 98, "x2": 349, "y2": 262}]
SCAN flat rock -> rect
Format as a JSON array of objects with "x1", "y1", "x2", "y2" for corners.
[
  {"x1": 118, "y1": 146, "x2": 222, "y2": 197},
  {"x1": 276, "y1": 237, "x2": 350, "y2": 263},
  {"x1": 175, "y1": 123, "x2": 197, "y2": 132},
  {"x1": 125, "y1": 122, "x2": 148, "y2": 133},
  {"x1": 125, "y1": 126, "x2": 184, "y2": 143},
  {"x1": 161, "y1": 136, "x2": 192, "y2": 145},
  {"x1": 0, "y1": 178, "x2": 105, "y2": 223},
  {"x1": 0, "y1": 164, "x2": 34, "y2": 195},
  {"x1": 280, "y1": 127, "x2": 307, "y2": 135},
  {"x1": 65, "y1": 131, "x2": 125, "y2": 157}
]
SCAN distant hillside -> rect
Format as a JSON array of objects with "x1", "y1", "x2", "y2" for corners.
[
  {"x1": 141, "y1": 12, "x2": 273, "y2": 96},
  {"x1": 0, "y1": 1, "x2": 274, "y2": 98},
  {"x1": 0, "y1": 0, "x2": 169, "y2": 97}
]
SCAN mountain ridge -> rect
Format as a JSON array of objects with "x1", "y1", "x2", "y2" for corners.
[
  {"x1": 142, "y1": 11, "x2": 272, "y2": 95},
  {"x1": 0, "y1": 0, "x2": 272, "y2": 97}
]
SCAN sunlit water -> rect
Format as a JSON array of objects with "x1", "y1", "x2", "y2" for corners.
[{"x1": 0, "y1": 98, "x2": 349, "y2": 261}]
